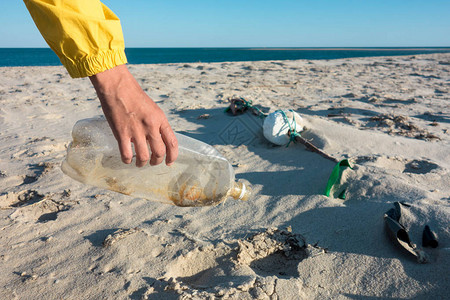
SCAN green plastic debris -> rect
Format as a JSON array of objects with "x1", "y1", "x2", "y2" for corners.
[{"x1": 324, "y1": 159, "x2": 353, "y2": 199}]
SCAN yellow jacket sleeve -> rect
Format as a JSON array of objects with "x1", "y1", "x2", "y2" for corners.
[{"x1": 24, "y1": 0, "x2": 128, "y2": 78}]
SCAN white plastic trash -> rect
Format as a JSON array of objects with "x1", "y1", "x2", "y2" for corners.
[{"x1": 263, "y1": 110, "x2": 305, "y2": 146}]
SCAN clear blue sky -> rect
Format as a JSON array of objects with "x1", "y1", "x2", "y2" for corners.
[{"x1": 1, "y1": 0, "x2": 449, "y2": 47}]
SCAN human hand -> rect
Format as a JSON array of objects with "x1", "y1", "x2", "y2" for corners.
[{"x1": 89, "y1": 65, "x2": 178, "y2": 167}]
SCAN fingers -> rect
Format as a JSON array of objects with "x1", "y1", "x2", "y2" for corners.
[
  {"x1": 147, "y1": 131, "x2": 166, "y2": 166},
  {"x1": 160, "y1": 125, "x2": 178, "y2": 166},
  {"x1": 132, "y1": 136, "x2": 150, "y2": 167},
  {"x1": 124, "y1": 124, "x2": 177, "y2": 168},
  {"x1": 118, "y1": 136, "x2": 133, "y2": 164}
]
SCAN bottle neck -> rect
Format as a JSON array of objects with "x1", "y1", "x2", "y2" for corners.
[{"x1": 229, "y1": 181, "x2": 250, "y2": 201}]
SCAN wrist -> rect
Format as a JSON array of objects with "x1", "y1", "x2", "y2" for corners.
[{"x1": 89, "y1": 64, "x2": 131, "y2": 96}]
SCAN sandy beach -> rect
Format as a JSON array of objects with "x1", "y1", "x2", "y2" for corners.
[{"x1": 0, "y1": 53, "x2": 449, "y2": 299}]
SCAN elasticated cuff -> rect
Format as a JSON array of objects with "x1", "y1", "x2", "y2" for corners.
[{"x1": 61, "y1": 48, "x2": 128, "y2": 78}]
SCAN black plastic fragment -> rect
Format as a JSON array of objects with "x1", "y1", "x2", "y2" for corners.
[
  {"x1": 384, "y1": 202, "x2": 427, "y2": 263},
  {"x1": 422, "y1": 225, "x2": 438, "y2": 248}
]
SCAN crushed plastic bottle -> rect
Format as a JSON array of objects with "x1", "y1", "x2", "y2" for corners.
[{"x1": 61, "y1": 116, "x2": 252, "y2": 207}]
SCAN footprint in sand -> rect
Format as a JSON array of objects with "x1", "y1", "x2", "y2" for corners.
[
  {"x1": 355, "y1": 155, "x2": 441, "y2": 175},
  {"x1": 236, "y1": 228, "x2": 308, "y2": 278},
  {"x1": 22, "y1": 162, "x2": 55, "y2": 184},
  {"x1": 86, "y1": 228, "x2": 165, "y2": 279},
  {"x1": 0, "y1": 189, "x2": 46, "y2": 208},
  {"x1": 1, "y1": 190, "x2": 70, "y2": 223},
  {"x1": 11, "y1": 137, "x2": 66, "y2": 160},
  {"x1": 3, "y1": 161, "x2": 56, "y2": 186},
  {"x1": 0, "y1": 161, "x2": 56, "y2": 213},
  {"x1": 0, "y1": 172, "x2": 26, "y2": 188},
  {"x1": 403, "y1": 159, "x2": 440, "y2": 174},
  {"x1": 160, "y1": 228, "x2": 313, "y2": 299}
]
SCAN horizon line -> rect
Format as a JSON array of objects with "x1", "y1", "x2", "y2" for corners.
[{"x1": 1, "y1": 46, "x2": 450, "y2": 50}]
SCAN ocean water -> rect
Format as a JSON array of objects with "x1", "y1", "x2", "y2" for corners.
[{"x1": 1, "y1": 47, "x2": 449, "y2": 67}]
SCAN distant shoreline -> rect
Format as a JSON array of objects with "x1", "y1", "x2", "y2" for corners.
[
  {"x1": 247, "y1": 47, "x2": 450, "y2": 51},
  {"x1": 1, "y1": 47, "x2": 449, "y2": 67},
  {"x1": 1, "y1": 47, "x2": 450, "y2": 49}
]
